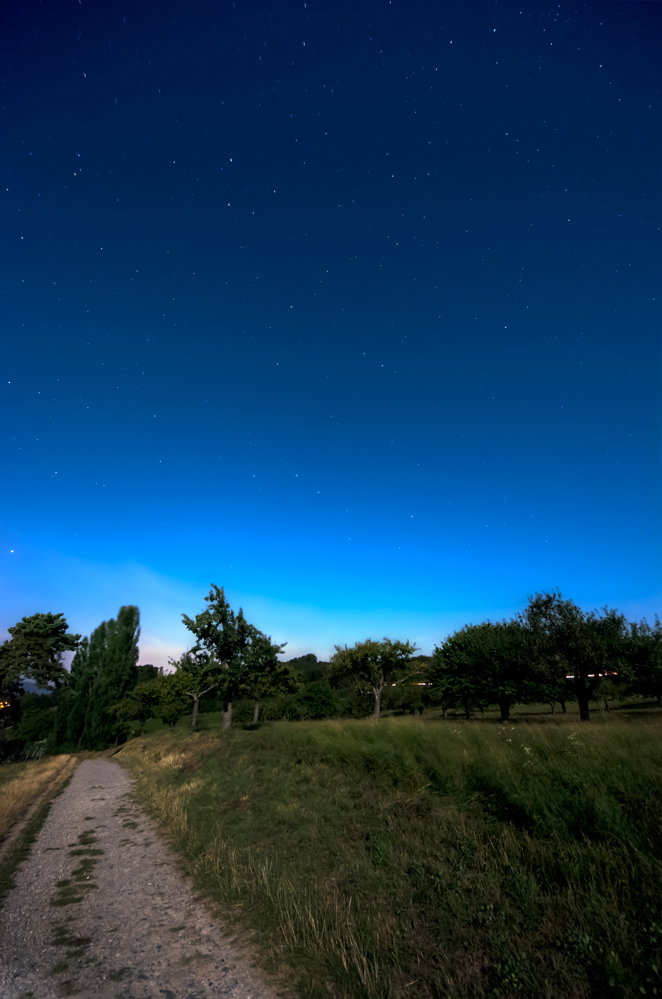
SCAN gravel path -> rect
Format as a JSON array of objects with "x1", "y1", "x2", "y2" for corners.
[{"x1": 0, "y1": 759, "x2": 276, "y2": 999}]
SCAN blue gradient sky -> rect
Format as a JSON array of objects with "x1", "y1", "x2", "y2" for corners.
[{"x1": 2, "y1": 0, "x2": 660, "y2": 667}]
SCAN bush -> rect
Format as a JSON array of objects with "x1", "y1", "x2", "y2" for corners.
[
  {"x1": 13, "y1": 693, "x2": 55, "y2": 744},
  {"x1": 295, "y1": 680, "x2": 339, "y2": 719}
]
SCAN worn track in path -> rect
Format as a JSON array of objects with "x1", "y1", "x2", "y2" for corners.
[{"x1": 0, "y1": 759, "x2": 275, "y2": 999}]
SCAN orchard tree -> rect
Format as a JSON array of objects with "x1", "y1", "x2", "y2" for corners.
[
  {"x1": 628, "y1": 617, "x2": 662, "y2": 706},
  {"x1": 430, "y1": 620, "x2": 537, "y2": 721},
  {"x1": 130, "y1": 677, "x2": 168, "y2": 729},
  {"x1": 240, "y1": 632, "x2": 297, "y2": 723},
  {"x1": 150, "y1": 672, "x2": 190, "y2": 727},
  {"x1": 182, "y1": 585, "x2": 255, "y2": 729},
  {"x1": 329, "y1": 638, "x2": 418, "y2": 718},
  {"x1": 521, "y1": 592, "x2": 627, "y2": 722},
  {"x1": 169, "y1": 650, "x2": 222, "y2": 729}
]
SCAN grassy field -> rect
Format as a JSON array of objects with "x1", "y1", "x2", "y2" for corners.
[
  {"x1": 132, "y1": 694, "x2": 662, "y2": 737},
  {"x1": 120, "y1": 716, "x2": 662, "y2": 999}
]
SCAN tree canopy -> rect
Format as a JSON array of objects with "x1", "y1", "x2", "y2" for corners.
[
  {"x1": 0, "y1": 612, "x2": 80, "y2": 729},
  {"x1": 520, "y1": 592, "x2": 628, "y2": 722},
  {"x1": 330, "y1": 638, "x2": 418, "y2": 718},
  {"x1": 240, "y1": 632, "x2": 299, "y2": 723},
  {"x1": 181, "y1": 584, "x2": 284, "y2": 728},
  {"x1": 627, "y1": 617, "x2": 662, "y2": 707},
  {"x1": 430, "y1": 620, "x2": 537, "y2": 721},
  {"x1": 53, "y1": 606, "x2": 140, "y2": 749},
  {"x1": 169, "y1": 650, "x2": 225, "y2": 729},
  {"x1": 1, "y1": 612, "x2": 80, "y2": 691}
]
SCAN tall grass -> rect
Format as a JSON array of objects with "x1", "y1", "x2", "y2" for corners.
[
  {"x1": 121, "y1": 717, "x2": 662, "y2": 999},
  {"x1": 0, "y1": 754, "x2": 73, "y2": 840}
]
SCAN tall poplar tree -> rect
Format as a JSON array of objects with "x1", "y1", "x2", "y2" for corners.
[
  {"x1": 81, "y1": 606, "x2": 140, "y2": 748},
  {"x1": 56, "y1": 607, "x2": 140, "y2": 749},
  {"x1": 53, "y1": 636, "x2": 92, "y2": 746}
]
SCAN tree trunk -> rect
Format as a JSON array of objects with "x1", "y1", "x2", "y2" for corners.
[
  {"x1": 498, "y1": 696, "x2": 510, "y2": 722},
  {"x1": 372, "y1": 685, "x2": 383, "y2": 719},
  {"x1": 192, "y1": 696, "x2": 200, "y2": 730},
  {"x1": 560, "y1": 700, "x2": 567, "y2": 714},
  {"x1": 441, "y1": 706, "x2": 448, "y2": 718},
  {"x1": 577, "y1": 692, "x2": 591, "y2": 722},
  {"x1": 464, "y1": 699, "x2": 470, "y2": 720},
  {"x1": 223, "y1": 701, "x2": 233, "y2": 729},
  {"x1": 548, "y1": 702, "x2": 556, "y2": 715},
  {"x1": 253, "y1": 701, "x2": 260, "y2": 724}
]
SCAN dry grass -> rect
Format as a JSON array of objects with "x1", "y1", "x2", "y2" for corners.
[{"x1": 0, "y1": 755, "x2": 73, "y2": 841}]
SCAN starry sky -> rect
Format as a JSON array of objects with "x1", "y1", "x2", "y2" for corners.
[{"x1": 2, "y1": 0, "x2": 661, "y2": 667}]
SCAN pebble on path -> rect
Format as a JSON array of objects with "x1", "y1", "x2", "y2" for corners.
[{"x1": 0, "y1": 759, "x2": 277, "y2": 999}]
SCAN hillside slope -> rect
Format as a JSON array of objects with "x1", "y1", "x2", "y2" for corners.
[{"x1": 121, "y1": 717, "x2": 662, "y2": 999}]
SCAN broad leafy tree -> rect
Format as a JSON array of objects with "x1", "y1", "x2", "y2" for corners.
[
  {"x1": 628, "y1": 617, "x2": 662, "y2": 706},
  {"x1": 430, "y1": 620, "x2": 537, "y2": 721},
  {"x1": 287, "y1": 654, "x2": 330, "y2": 683},
  {"x1": 130, "y1": 677, "x2": 170, "y2": 729},
  {"x1": 1, "y1": 612, "x2": 80, "y2": 691},
  {"x1": 240, "y1": 633, "x2": 297, "y2": 723},
  {"x1": 521, "y1": 591, "x2": 627, "y2": 722},
  {"x1": 329, "y1": 638, "x2": 417, "y2": 718},
  {"x1": 1, "y1": 612, "x2": 80, "y2": 730},
  {"x1": 149, "y1": 673, "x2": 190, "y2": 727},
  {"x1": 182, "y1": 584, "x2": 256, "y2": 729},
  {"x1": 13, "y1": 692, "x2": 55, "y2": 743},
  {"x1": 169, "y1": 650, "x2": 223, "y2": 729}
]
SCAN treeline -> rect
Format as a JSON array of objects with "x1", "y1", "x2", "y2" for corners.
[
  {"x1": 429, "y1": 591, "x2": 661, "y2": 722},
  {"x1": 1, "y1": 587, "x2": 661, "y2": 753},
  {"x1": 0, "y1": 586, "x2": 299, "y2": 751},
  {"x1": 0, "y1": 606, "x2": 143, "y2": 752}
]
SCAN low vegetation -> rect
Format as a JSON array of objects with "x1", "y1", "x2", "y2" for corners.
[{"x1": 121, "y1": 714, "x2": 662, "y2": 999}]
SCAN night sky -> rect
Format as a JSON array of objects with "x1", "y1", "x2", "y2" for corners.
[{"x1": 2, "y1": 0, "x2": 660, "y2": 666}]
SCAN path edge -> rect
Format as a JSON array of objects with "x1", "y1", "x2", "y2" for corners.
[{"x1": 0, "y1": 756, "x2": 79, "y2": 911}]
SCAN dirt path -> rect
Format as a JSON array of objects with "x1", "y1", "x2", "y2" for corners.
[{"x1": 0, "y1": 759, "x2": 276, "y2": 999}]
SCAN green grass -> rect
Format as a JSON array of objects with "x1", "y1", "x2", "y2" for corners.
[{"x1": 120, "y1": 716, "x2": 662, "y2": 999}]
